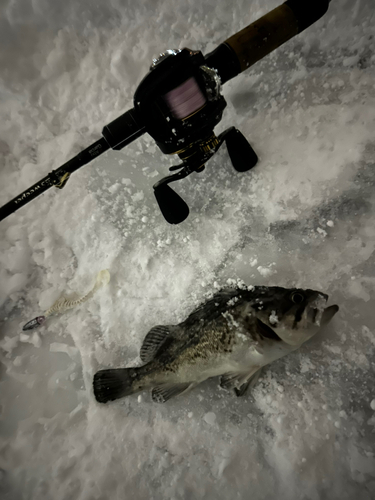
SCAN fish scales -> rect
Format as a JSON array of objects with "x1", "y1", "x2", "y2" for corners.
[
  {"x1": 146, "y1": 292, "x2": 258, "y2": 374},
  {"x1": 93, "y1": 285, "x2": 339, "y2": 404}
]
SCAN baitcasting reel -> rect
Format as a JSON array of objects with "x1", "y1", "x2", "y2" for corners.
[
  {"x1": 0, "y1": 0, "x2": 331, "y2": 225},
  {"x1": 102, "y1": 47, "x2": 258, "y2": 224}
]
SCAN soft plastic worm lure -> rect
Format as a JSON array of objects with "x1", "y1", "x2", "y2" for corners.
[{"x1": 22, "y1": 270, "x2": 110, "y2": 331}]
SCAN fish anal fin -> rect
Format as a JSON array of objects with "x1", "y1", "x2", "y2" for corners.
[
  {"x1": 140, "y1": 325, "x2": 172, "y2": 363},
  {"x1": 151, "y1": 382, "x2": 193, "y2": 403}
]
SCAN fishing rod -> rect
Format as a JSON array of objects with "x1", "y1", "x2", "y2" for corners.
[{"x1": 0, "y1": 0, "x2": 331, "y2": 225}]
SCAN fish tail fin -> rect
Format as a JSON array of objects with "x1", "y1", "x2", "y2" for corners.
[{"x1": 93, "y1": 367, "x2": 138, "y2": 403}]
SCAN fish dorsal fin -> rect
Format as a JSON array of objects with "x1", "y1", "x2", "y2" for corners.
[
  {"x1": 140, "y1": 325, "x2": 171, "y2": 363},
  {"x1": 151, "y1": 382, "x2": 192, "y2": 403}
]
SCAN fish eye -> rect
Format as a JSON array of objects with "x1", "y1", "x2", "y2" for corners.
[{"x1": 291, "y1": 292, "x2": 305, "y2": 304}]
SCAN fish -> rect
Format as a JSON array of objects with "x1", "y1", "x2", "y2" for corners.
[{"x1": 93, "y1": 285, "x2": 339, "y2": 404}]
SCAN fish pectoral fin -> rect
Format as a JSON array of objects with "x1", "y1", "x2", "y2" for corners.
[
  {"x1": 220, "y1": 367, "x2": 260, "y2": 392},
  {"x1": 140, "y1": 325, "x2": 173, "y2": 363},
  {"x1": 151, "y1": 382, "x2": 193, "y2": 403},
  {"x1": 234, "y1": 368, "x2": 262, "y2": 397}
]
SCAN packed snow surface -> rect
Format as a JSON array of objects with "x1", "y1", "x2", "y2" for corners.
[{"x1": 1, "y1": 0, "x2": 375, "y2": 499}]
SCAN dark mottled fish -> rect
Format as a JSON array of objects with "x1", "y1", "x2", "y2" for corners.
[{"x1": 93, "y1": 286, "x2": 338, "y2": 403}]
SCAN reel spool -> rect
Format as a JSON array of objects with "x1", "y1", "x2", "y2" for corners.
[{"x1": 133, "y1": 48, "x2": 258, "y2": 224}]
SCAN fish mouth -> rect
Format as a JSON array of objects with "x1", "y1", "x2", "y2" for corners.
[
  {"x1": 309, "y1": 303, "x2": 339, "y2": 327},
  {"x1": 256, "y1": 319, "x2": 282, "y2": 342},
  {"x1": 311, "y1": 308, "x2": 319, "y2": 323},
  {"x1": 320, "y1": 304, "x2": 339, "y2": 325}
]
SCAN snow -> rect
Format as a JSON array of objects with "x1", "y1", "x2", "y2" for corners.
[
  {"x1": 269, "y1": 310, "x2": 279, "y2": 325},
  {"x1": 203, "y1": 411, "x2": 217, "y2": 425},
  {"x1": 0, "y1": 0, "x2": 375, "y2": 499}
]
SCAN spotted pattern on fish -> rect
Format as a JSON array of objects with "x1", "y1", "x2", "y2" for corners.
[{"x1": 93, "y1": 285, "x2": 338, "y2": 404}]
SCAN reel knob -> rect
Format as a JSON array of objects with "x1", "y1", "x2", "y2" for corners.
[
  {"x1": 225, "y1": 128, "x2": 258, "y2": 172},
  {"x1": 154, "y1": 184, "x2": 190, "y2": 224}
]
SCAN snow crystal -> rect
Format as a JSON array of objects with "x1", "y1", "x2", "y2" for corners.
[
  {"x1": 20, "y1": 332, "x2": 42, "y2": 348},
  {"x1": 343, "y1": 55, "x2": 361, "y2": 67},
  {"x1": 13, "y1": 356, "x2": 23, "y2": 367},
  {"x1": 203, "y1": 412, "x2": 217, "y2": 425},
  {"x1": 221, "y1": 311, "x2": 240, "y2": 328},
  {"x1": 269, "y1": 310, "x2": 279, "y2": 325},
  {"x1": 50, "y1": 342, "x2": 80, "y2": 361},
  {"x1": 226, "y1": 278, "x2": 237, "y2": 287},
  {"x1": 108, "y1": 182, "x2": 121, "y2": 194},
  {"x1": 0, "y1": 335, "x2": 19, "y2": 353},
  {"x1": 257, "y1": 266, "x2": 274, "y2": 277}
]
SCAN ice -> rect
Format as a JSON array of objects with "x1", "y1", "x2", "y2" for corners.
[
  {"x1": 49, "y1": 342, "x2": 80, "y2": 362},
  {"x1": 203, "y1": 412, "x2": 217, "y2": 425},
  {"x1": 0, "y1": 272, "x2": 28, "y2": 302},
  {"x1": 1, "y1": 0, "x2": 375, "y2": 499},
  {"x1": 0, "y1": 335, "x2": 19, "y2": 353},
  {"x1": 19, "y1": 331, "x2": 42, "y2": 348}
]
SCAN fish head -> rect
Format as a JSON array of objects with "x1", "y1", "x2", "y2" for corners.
[{"x1": 251, "y1": 287, "x2": 339, "y2": 346}]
